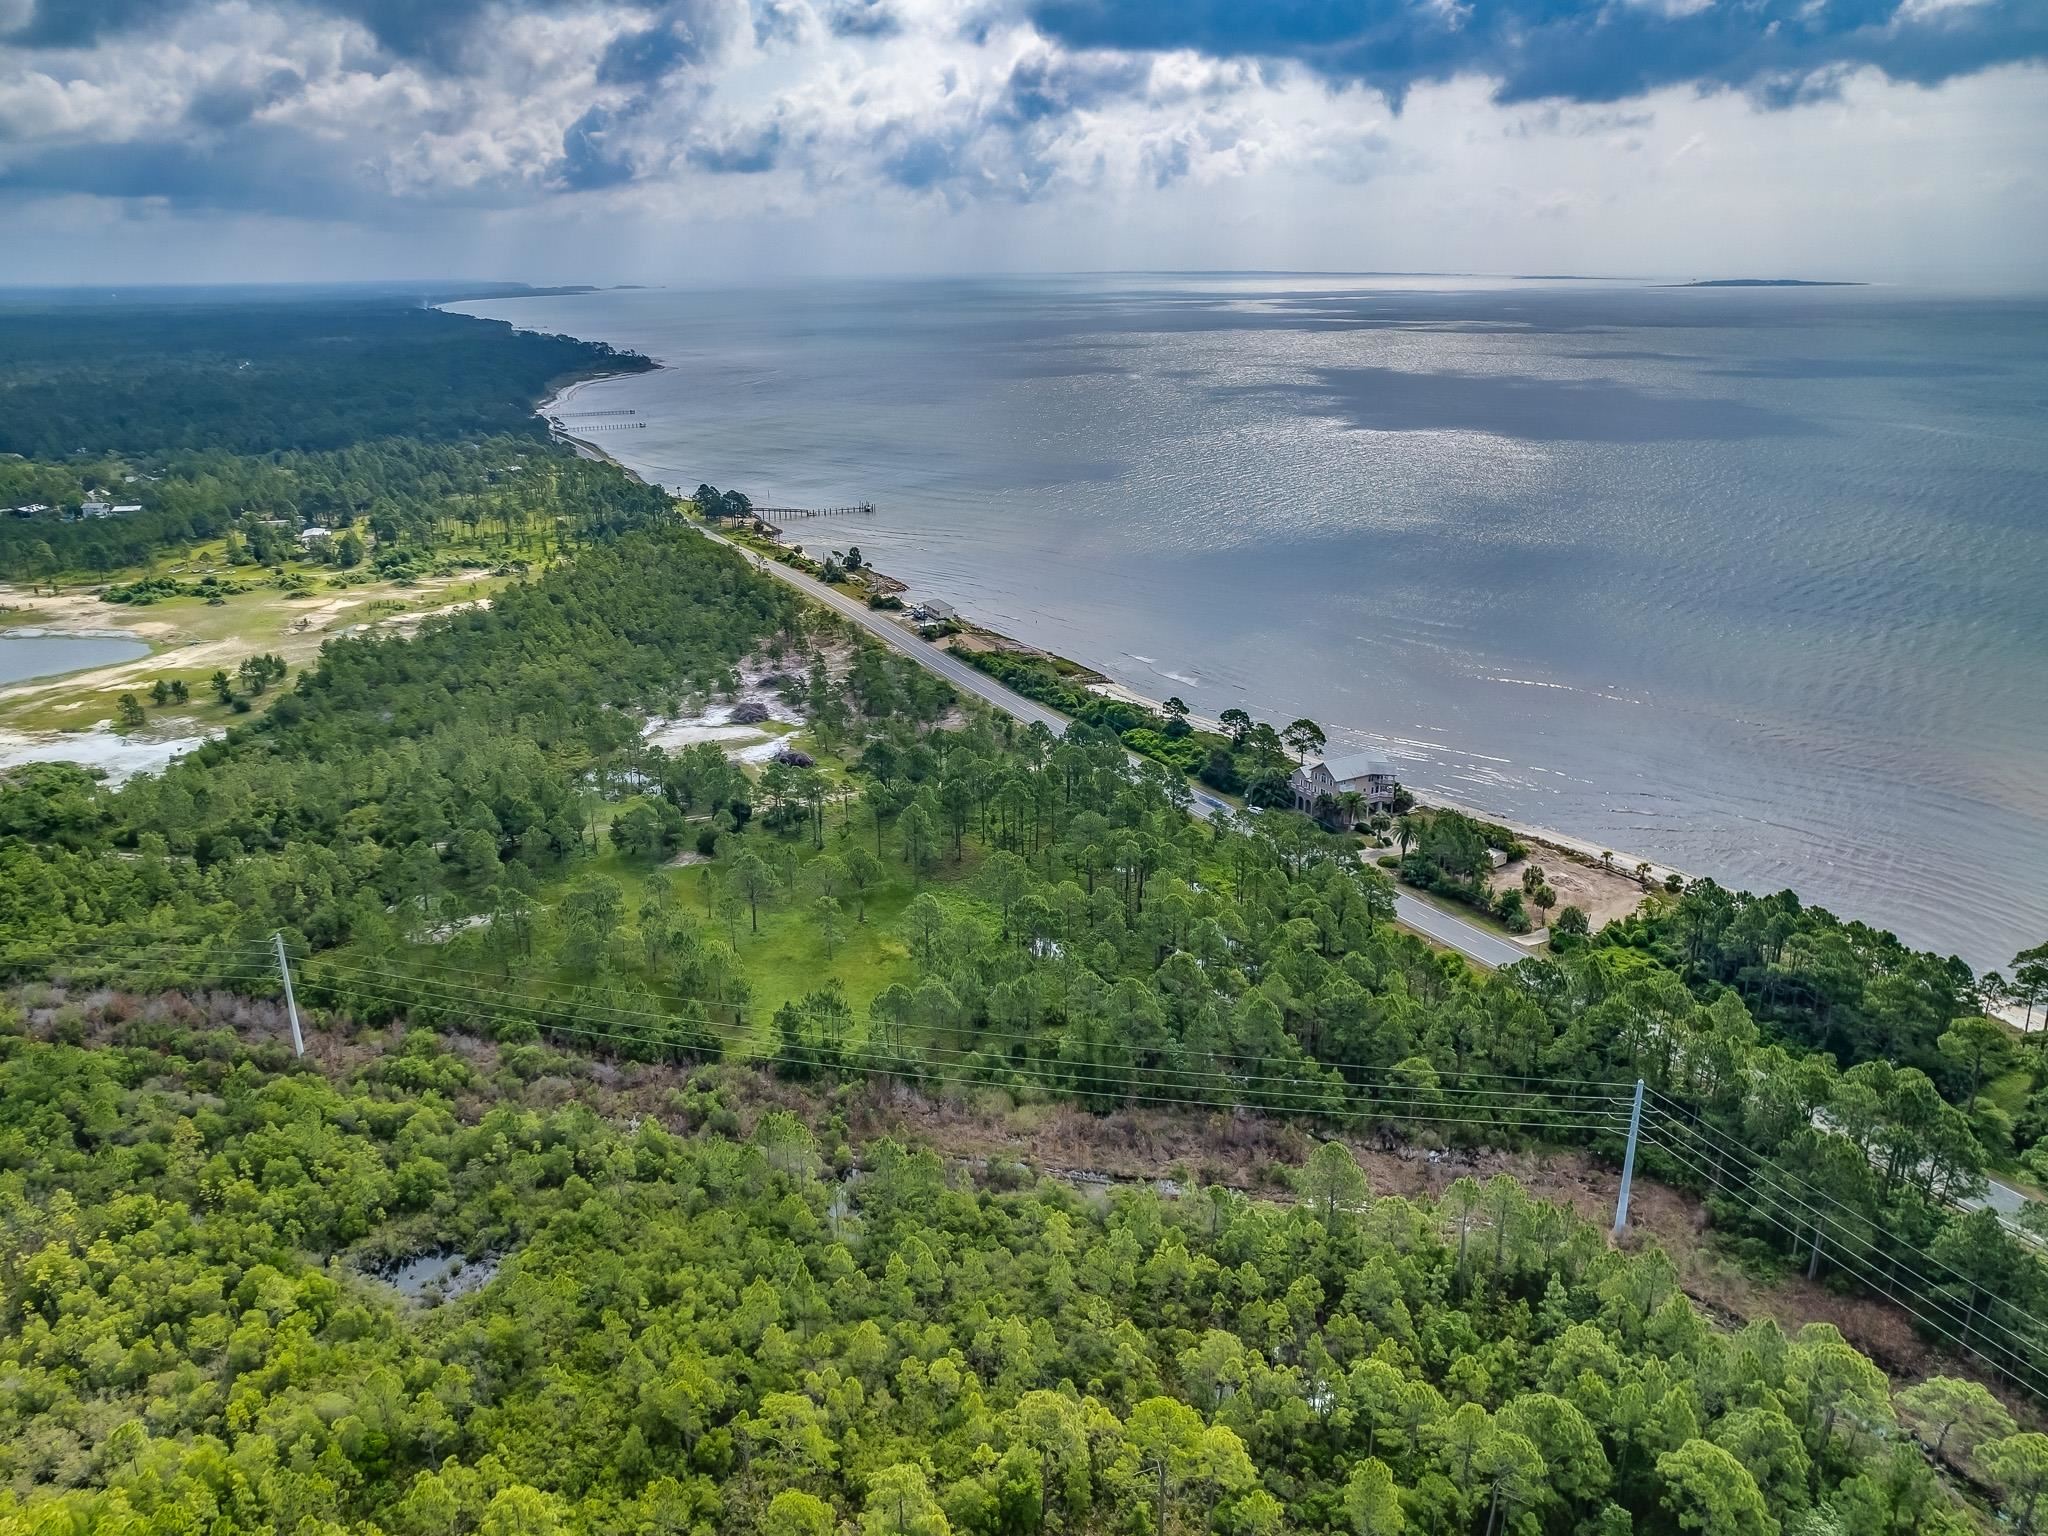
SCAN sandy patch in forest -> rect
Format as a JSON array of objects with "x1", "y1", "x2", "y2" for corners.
[
  {"x1": 0, "y1": 585, "x2": 178, "y2": 640},
  {"x1": 0, "y1": 721, "x2": 214, "y2": 781},
  {"x1": 367, "y1": 595, "x2": 494, "y2": 632},
  {"x1": 1489, "y1": 852, "x2": 1650, "y2": 933},
  {"x1": 642, "y1": 673, "x2": 806, "y2": 763},
  {"x1": 0, "y1": 573, "x2": 501, "y2": 736}
]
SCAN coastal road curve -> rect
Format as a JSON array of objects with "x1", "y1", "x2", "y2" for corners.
[
  {"x1": 700, "y1": 527, "x2": 1068, "y2": 734},
  {"x1": 702, "y1": 526, "x2": 1527, "y2": 971}
]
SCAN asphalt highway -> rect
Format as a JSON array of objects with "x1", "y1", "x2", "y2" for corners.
[{"x1": 705, "y1": 526, "x2": 1534, "y2": 971}]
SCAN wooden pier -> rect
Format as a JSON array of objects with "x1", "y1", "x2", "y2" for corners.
[{"x1": 748, "y1": 502, "x2": 876, "y2": 521}]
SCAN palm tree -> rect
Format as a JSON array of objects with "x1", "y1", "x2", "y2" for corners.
[{"x1": 1395, "y1": 815, "x2": 1418, "y2": 856}]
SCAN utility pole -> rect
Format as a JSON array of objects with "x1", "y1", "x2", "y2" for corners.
[
  {"x1": 273, "y1": 931, "x2": 305, "y2": 1059},
  {"x1": 1614, "y1": 1078, "x2": 1645, "y2": 1235}
]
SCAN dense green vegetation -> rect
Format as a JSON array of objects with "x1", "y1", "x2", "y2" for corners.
[
  {"x1": 6, "y1": 295, "x2": 2048, "y2": 1534},
  {"x1": 0, "y1": 299, "x2": 650, "y2": 584},
  {"x1": 2, "y1": 1005, "x2": 2038, "y2": 1536},
  {"x1": 0, "y1": 301, "x2": 645, "y2": 459},
  {"x1": 5, "y1": 509, "x2": 2046, "y2": 1404},
  {"x1": 0, "y1": 437, "x2": 671, "y2": 583},
  {"x1": 1395, "y1": 812, "x2": 1531, "y2": 930}
]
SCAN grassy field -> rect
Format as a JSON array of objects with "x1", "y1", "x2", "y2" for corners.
[
  {"x1": 0, "y1": 541, "x2": 525, "y2": 735},
  {"x1": 381, "y1": 820, "x2": 989, "y2": 1061},
  {"x1": 600, "y1": 777, "x2": 997, "y2": 1024}
]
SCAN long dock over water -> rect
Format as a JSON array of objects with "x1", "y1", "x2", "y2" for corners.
[{"x1": 747, "y1": 502, "x2": 876, "y2": 521}]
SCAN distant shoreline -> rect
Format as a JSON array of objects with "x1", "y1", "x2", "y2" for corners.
[
  {"x1": 536, "y1": 371, "x2": 661, "y2": 479},
  {"x1": 1667, "y1": 278, "x2": 1867, "y2": 288}
]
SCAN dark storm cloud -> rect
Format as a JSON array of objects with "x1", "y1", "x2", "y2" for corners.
[
  {"x1": 1023, "y1": 0, "x2": 2048, "y2": 106},
  {"x1": 996, "y1": 51, "x2": 1149, "y2": 125},
  {"x1": 597, "y1": 25, "x2": 698, "y2": 85},
  {"x1": 4, "y1": 0, "x2": 603, "y2": 68},
  {"x1": 0, "y1": 124, "x2": 387, "y2": 216},
  {"x1": 558, "y1": 105, "x2": 637, "y2": 191},
  {"x1": 7, "y1": 0, "x2": 178, "y2": 47},
  {"x1": 182, "y1": 68, "x2": 306, "y2": 130},
  {"x1": 880, "y1": 133, "x2": 961, "y2": 190}
]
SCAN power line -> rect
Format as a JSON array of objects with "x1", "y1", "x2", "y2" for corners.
[
  {"x1": 1640, "y1": 1103, "x2": 2048, "y2": 1368},
  {"x1": 297, "y1": 964, "x2": 1625, "y2": 1136},
  {"x1": 1647, "y1": 1085, "x2": 1987, "y2": 1236},
  {"x1": 1642, "y1": 1090, "x2": 2047, "y2": 1338},
  {"x1": 305, "y1": 957, "x2": 1632, "y2": 1129},
  {"x1": 1640, "y1": 1117, "x2": 2048, "y2": 1380},
  {"x1": 21, "y1": 934, "x2": 2039, "y2": 1395},
  {"x1": 1639, "y1": 1127, "x2": 2048, "y2": 1394},
  {"x1": 2, "y1": 935, "x2": 274, "y2": 965},
  {"x1": 305, "y1": 954, "x2": 1624, "y2": 1124},
  {"x1": 15, "y1": 928, "x2": 1627, "y2": 1099},
  {"x1": 7, "y1": 929, "x2": 1630, "y2": 1092},
  {"x1": 307, "y1": 954, "x2": 1632, "y2": 1119},
  {"x1": 27, "y1": 939, "x2": 1618, "y2": 1137}
]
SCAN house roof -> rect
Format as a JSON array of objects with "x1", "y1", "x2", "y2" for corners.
[{"x1": 1313, "y1": 751, "x2": 1397, "y2": 783}]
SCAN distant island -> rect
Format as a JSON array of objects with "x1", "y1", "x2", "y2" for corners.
[{"x1": 1670, "y1": 277, "x2": 1866, "y2": 287}]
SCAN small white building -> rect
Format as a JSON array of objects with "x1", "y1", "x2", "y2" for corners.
[
  {"x1": 297, "y1": 526, "x2": 332, "y2": 543},
  {"x1": 1290, "y1": 752, "x2": 1401, "y2": 827},
  {"x1": 918, "y1": 599, "x2": 957, "y2": 623}
]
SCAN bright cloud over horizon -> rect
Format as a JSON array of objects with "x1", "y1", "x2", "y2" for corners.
[{"x1": 2, "y1": 0, "x2": 2044, "y2": 286}]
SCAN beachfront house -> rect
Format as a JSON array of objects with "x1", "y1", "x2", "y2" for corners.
[
  {"x1": 1291, "y1": 752, "x2": 1400, "y2": 827},
  {"x1": 917, "y1": 599, "x2": 958, "y2": 623}
]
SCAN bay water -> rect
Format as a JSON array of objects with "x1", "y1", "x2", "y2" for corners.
[
  {"x1": 0, "y1": 632, "x2": 148, "y2": 686},
  {"x1": 452, "y1": 276, "x2": 2048, "y2": 971}
]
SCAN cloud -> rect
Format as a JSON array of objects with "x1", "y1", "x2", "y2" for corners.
[
  {"x1": 996, "y1": 49, "x2": 1148, "y2": 124},
  {"x1": 821, "y1": 0, "x2": 898, "y2": 38},
  {"x1": 685, "y1": 119, "x2": 782, "y2": 171},
  {"x1": 597, "y1": 24, "x2": 699, "y2": 86},
  {"x1": 557, "y1": 104, "x2": 636, "y2": 190},
  {"x1": 0, "y1": 121, "x2": 396, "y2": 216},
  {"x1": 0, "y1": 0, "x2": 2041, "y2": 291},
  {"x1": 3, "y1": 0, "x2": 616, "y2": 69},
  {"x1": 1023, "y1": 0, "x2": 2048, "y2": 106}
]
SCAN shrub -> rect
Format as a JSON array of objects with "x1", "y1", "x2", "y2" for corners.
[
  {"x1": 1120, "y1": 727, "x2": 1202, "y2": 773},
  {"x1": 1198, "y1": 747, "x2": 1246, "y2": 796}
]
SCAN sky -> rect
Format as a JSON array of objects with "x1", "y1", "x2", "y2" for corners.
[{"x1": 1, "y1": 0, "x2": 2044, "y2": 288}]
